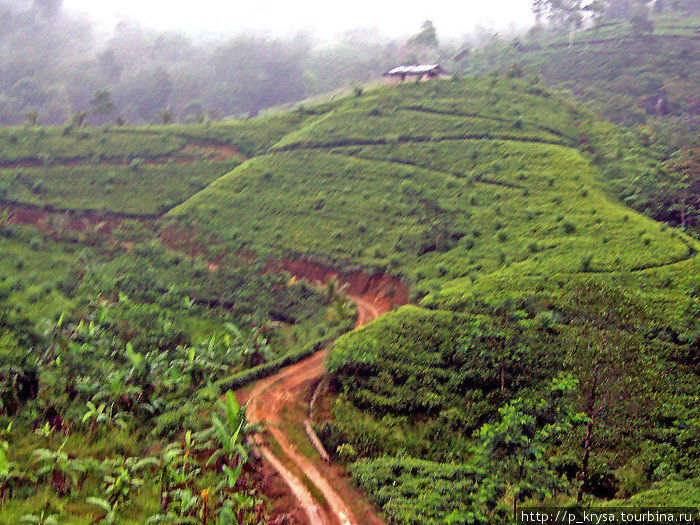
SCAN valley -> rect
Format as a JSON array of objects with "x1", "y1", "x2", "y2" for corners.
[{"x1": 1, "y1": 6, "x2": 699, "y2": 522}]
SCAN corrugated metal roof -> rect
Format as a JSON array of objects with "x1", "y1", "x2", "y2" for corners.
[{"x1": 386, "y1": 64, "x2": 441, "y2": 75}]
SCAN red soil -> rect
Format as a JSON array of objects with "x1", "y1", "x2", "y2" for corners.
[
  {"x1": 1, "y1": 202, "x2": 151, "y2": 235},
  {"x1": 272, "y1": 258, "x2": 410, "y2": 312}
]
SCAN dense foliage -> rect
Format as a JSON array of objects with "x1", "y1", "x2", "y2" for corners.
[
  {"x1": 0, "y1": 0, "x2": 407, "y2": 125},
  {"x1": 0, "y1": 215, "x2": 346, "y2": 522}
]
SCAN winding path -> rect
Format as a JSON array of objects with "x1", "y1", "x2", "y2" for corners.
[{"x1": 242, "y1": 295, "x2": 386, "y2": 525}]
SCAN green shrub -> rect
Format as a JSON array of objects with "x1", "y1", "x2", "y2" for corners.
[
  {"x1": 561, "y1": 221, "x2": 576, "y2": 234},
  {"x1": 336, "y1": 443, "x2": 358, "y2": 462}
]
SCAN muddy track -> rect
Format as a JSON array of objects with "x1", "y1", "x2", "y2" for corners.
[{"x1": 242, "y1": 295, "x2": 387, "y2": 525}]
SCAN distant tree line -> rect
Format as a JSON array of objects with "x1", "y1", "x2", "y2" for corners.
[
  {"x1": 533, "y1": 0, "x2": 700, "y2": 31},
  {"x1": 0, "y1": 1, "x2": 450, "y2": 126}
]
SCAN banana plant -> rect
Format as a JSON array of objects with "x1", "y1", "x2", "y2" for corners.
[
  {"x1": 224, "y1": 324, "x2": 273, "y2": 367},
  {"x1": 125, "y1": 342, "x2": 143, "y2": 369},
  {"x1": 215, "y1": 462, "x2": 246, "y2": 494},
  {"x1": 169, "y1": 489, "x2": 200, "y2": 521},
  {"x1": 125, "y1": 343, "x2": 156, "y2": 407},
  {"x1": 0, "y1": 424, "x2": 9, "y2": 471},
  {"x1": 99, "y1": 456, "x2": 155, "y2": 507},
  {"x1": 216, "y1": 505, "x2": 240, "y2": 525},
  {"x1": 0, "y1": 424, "x2": 23, "y2": 504},
  {"x1": 82, "y1": 401, "x2": 106, "y2": 436},
  {"x1": 35, "y1": 422, "x2": 55, "y2": 448},
  {"x1": 206, "y1": 391, "x2": 249, "y2": 473},
  {"x1": 151, "y1": 441, "x2": 201, "y2": 514},
  {"x1": 82, "y1": 401, "x2": 129, "y2": 438},
  {"x1": 32, "y1": 439, "x2": 85, "y2": 496},
  {"x1": 146, "y1": 488, "x2": 200, "y2": 524},
  {"x1": 214, "y1": 487, "x2": 263, "y2": 525},
  {"x1": 0, "y1": 459, "x2": 22, "y2": 504},
  {"x1": 172, "y1": 345, "x2": 224, "y2": 390}
]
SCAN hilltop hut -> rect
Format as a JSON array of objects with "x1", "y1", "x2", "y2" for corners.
[{"x1": 384, "y1": 64, "x2": 450, "y2": 84}]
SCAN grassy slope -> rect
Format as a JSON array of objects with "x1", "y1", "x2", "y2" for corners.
[
  {"x1": 0, "y1": 160, "x2": 241, "y2": 215},
  {"x1": 0, "y1": 112, "x2": 321, "y2": 215},
  {"x1": 462, "y1": 13, "x2": 700, "y2": 236},
  {"x1": 466, "y1": 14, "x2": 700, "y2": 124},
  {"x1": 171, "y1": 77, "x2": 694, "y2": 279},
  {"x1": 168, "y1": 77, "x2": 700, "y2": 521}
]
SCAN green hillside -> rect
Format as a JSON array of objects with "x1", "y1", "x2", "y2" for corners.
[
  {"x1": 171, "y1": 78, "x2": 694, "y2": 279},
  {"x1": 460, "y1": 12, "x2": 700, "y2": 234},
  {"x1": 169, "y1": 77, "x2": 700, "y2": 522},
  {"x1": 0, "y1": 113, "x2": 350, "y2": 523},
  {"x1": 0, "y1": 112, "x2": 315, "y2": 215},
  {"x1": 1, "y1": 74, "x2": 698, "y2": 523}
]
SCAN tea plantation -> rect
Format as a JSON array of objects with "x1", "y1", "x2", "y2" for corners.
[
  {"x1": 170, "y1": 77, "x2": 700, "y2": 522},
  {"x1": 1, "y1": 75, "x2": 698, "y2": 523}
]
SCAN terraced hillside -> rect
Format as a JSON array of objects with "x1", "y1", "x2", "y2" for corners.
[
  {"x1": 462, "y1": 13, "x2": 700, "y2": 235},
  {"x1": 171, "y1": 78, "x2": 695, "y2": 282},
  {"x1": 170, "y1": 77, "x2": 700, "y2": 522},
  {"x1": 0, "y1": 111, "x2": 356, "y2": 524},
  {"x1": 466, "y1": 14, "x2": 700, "y2": 126},
  {"x1": 0, "y1": 112, "x2": 314, "y2": 216}
]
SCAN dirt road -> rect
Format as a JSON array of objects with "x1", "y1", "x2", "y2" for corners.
[{"x1": 243, "y1": 295, "x2": 386, "y2": 525}]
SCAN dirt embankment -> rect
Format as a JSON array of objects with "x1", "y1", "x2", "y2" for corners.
[
  {"x1": 1, "y1": 202, "x2": 155, "y2": 235},
  {"x1": 272, "y1": 258, "x2": 410, "y2": 312}
]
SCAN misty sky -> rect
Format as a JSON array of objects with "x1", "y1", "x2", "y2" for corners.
[{"x1": 62, "y1": 0, "x2": 535, "y2": 40}]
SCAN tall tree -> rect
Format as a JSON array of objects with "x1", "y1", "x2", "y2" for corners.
[
  {"x1": 475, "y1": 375, "x2": 584, "y2": 520},
  {"x1": 663, "y1": 149, "x2": 700, "y2": 229},
  {"x1": 409, "y1": 20, "x2": 439, "y2": 49},
  {"x1": 562, "y1": 283, "x2": 655, "y2": 500}
]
